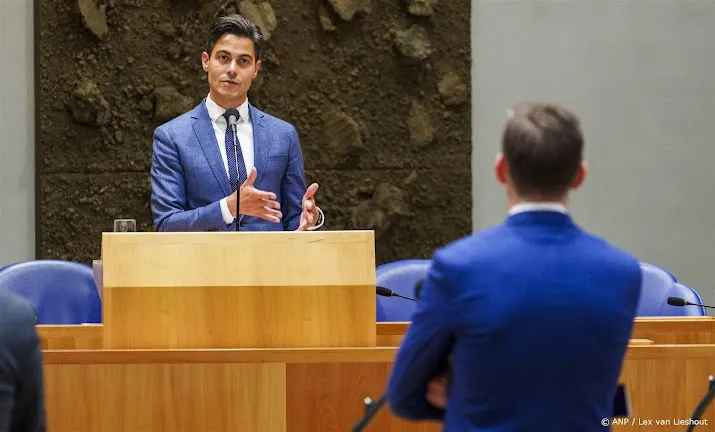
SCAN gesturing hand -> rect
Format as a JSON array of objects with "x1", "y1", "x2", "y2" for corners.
[
  {"x1": 297, "y1": 183, "x2": 320, "y2": 231},
  {"x1": 227, "y1": 168, "x2": 282, "y2": 223}
]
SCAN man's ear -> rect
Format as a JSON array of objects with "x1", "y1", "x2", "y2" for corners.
[
  {"x1": 253, "y1": 59, "x2": 262, "y2": 78},
  {"x1": 571, "y1": 161, "x2": 588, "y2": 189},
  {"x1": 495, "y1": 153, "x2": 508, "y2": 185},
  {"x1": 201, "y1": 52, "x2": 209, "y2": 72}
]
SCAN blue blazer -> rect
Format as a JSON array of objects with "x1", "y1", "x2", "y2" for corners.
[
  {"x1": 0, "y1": 289, "x2": 46, "y2": 431},
  {"x1": 150, "y1": 100, "x2": 306, "y2": 232},
  {"x1": 387, "y1": 211, "x2": 642, "y2": 431}
]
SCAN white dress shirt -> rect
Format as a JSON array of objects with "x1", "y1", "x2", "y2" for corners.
[
  {"x1": 205, "y1": 95, "x2": 254, "y2": 225},
  {"x1": 508, "y1": 202, "x2": 568, "y2": 216},
  {"x1": 205, "y1": 94, "x2": 324, "y2": 230}
]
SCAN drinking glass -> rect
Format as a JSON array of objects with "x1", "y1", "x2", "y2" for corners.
[{"x1": 113, "y1": 219, "x2": 136, "y2": 232}]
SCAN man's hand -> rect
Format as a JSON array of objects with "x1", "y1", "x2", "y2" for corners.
[
  {"x1": 226, "y1": 168, "x2": 282, "y2": 223},
  {"x1": 426, "y1": 377, "x2": 448, "y2": 409},
  {"x1": 297, "y1": 183, "x2": 320, "y2": 231}
]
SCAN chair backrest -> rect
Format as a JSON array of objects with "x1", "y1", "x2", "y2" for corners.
[
  {"x1": 0, "y1": 260, "x2": 101, "y2": 324},
  {"x1": 376, "y1": 259, "x2": 430, "y2": 322},
  {"x1": 636, "y1": 262, "x2": 676, "y2": 316},
  {"x1": 635, "y1": 262, "x2": 706, "y2": 316}
]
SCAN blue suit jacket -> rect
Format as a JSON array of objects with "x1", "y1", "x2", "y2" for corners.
[
  {"x1": 387, "y1": 211, "x2": 642, "y2": 431},
  {"x1": 0, "y1": 289, "x2": 46, "y2": 431},
  {"x1": 151, "y1": 100, "x2": 306, "y2": 232}
]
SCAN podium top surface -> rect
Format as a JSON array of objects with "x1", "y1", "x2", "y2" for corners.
[
  {"x1": 102, "y1": 230, "x2": 374, "y2": 243},
  {"x1": 101, "y1": 230, "x2": 376, "y2": 288}
]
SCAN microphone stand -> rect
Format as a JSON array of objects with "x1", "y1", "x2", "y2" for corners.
[
  {"x1": 231, "y1": 127, "x2": 240, "y2": 232},
  {"x1": 350, "y1": 392, "x2": 388, "y2": 432},
  {"x1": 224, "y1": 108, "x2": 241, "y2": 232},
  {"x1": 686, "y1": 376, "x2": 715, "y2": 432}
]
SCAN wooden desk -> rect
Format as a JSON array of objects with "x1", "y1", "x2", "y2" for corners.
[
  {"x1": 632, "y1": 316, "x2": 715, "y2": 344},
  {"x1": 38, "y1": 322, "x2": 669, "y2": 351},
  {"x1": 42, "y1": 344, "x2": 715, "y2": 432},
  {"x1": 376, "y1": 322, "x2": 410, "y2": 346},
  {"x1": 375, "y1": 317, "x2": 715, "y2": 346},
  {"x1": 44, "y1": 347, "x2": 439, "y2": 432},
  {"x1": 39, "y1": 325, "x2": 102, "y2": 350},
  {"x1": 619, "y1": 345, "x2": 715, "y2": 431}
]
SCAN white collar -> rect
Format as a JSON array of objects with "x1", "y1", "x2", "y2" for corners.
[
  {"x1": 205, "y1": 93, "x2": 250, "y2": 125},
  {"x1": 508, "y1": 202, "x2": 568, "y2": 216}
]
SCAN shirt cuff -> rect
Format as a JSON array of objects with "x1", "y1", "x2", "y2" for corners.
[
  {"x1": 220, "y1": 198, "x2": 236, "y2": 225},
  {"x1": 307, "y1": 207, "x2": 325, "y2": 231}
]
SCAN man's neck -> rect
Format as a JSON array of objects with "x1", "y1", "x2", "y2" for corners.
[
  {"x1": 507, "y1": 194, "x2": 569, "y2": 216},
  {"x1": 508, "y1": 202, "x2": 568, "y2": 216},
  {"x1": 209, "y1": 92, "x2": 247, "y2": 110},
  {"x1": 205, "y1": 93, "x2": 251, "y2": 124}
]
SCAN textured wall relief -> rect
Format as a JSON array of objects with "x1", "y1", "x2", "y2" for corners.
[{"x1": 39, "y1": 0, "x2": 472, "y2": 264}]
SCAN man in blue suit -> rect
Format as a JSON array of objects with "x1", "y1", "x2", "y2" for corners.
[
  {"x1": 387, "y1": 101, "x2": 642, "y2": 430},
  {"x1": 151, "y1": 14, "x2": 324, "y2": 232},
  {"x1": 0, "y1": 289, "x2": 46, "y2": 431}
]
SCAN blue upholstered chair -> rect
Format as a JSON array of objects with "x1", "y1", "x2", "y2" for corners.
[
  {"x1": 376, "y1": 259, "x2": 430, "y2": 322},
  {"x1": 374, "y1": 259, "x2": 706, "y2": 319},
  {"x1": 0, "y1": 260, "x2": 101, "y2": 324},
  {"x1": 636, "y1": 262, "x2": 706, "y2": 316}
]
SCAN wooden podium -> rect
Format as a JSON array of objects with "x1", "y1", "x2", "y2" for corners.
[{"x1": 101, "y1": 230, "x2": 376, "y2": 350}]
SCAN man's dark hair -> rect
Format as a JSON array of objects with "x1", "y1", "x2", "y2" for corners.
[
  {"x1": 501, "y1": 101, "x2": 584, "y2": 199},
  {"x1": 206, "y1": 14, "x2": 264, "y2": 61}
]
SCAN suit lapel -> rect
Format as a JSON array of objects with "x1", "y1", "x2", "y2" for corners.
[
  {"x1": 250, "y1": 103, "x2": 270, "y2": 191},
  {"x1": 192, "y1": 101, "x2": 231, "y2": 196}
]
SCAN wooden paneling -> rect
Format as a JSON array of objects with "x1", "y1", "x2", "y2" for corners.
[
  {"x1": 41, "y1": 346, "x2": 715, "y2": 432},
  {"x1": 44, "y1": 363, "x2": 286, "y2": 432},
  {"x1": 376, "y1": 318, "x2": 715, "y2": 347},
  {"x1": 615, "y1": 345, "x2": 715, "y2": 431},
  {"x1": 631, "y1": 317, "x2": 715, "y2": 344},
  {"x1": 376, "y1": 322, "x2": 409, "y2": 347},
  {"x1": 104, "y1": 284, "x2": 376, "y2": 350},
  {"x1": 39, "y1": 318, "x2": 692, "y2": 352},
  {"x1": 101, "y1": 231, "x2": 376, "y2": 288},
  {"x1": 286, "y1": 363, "x2": 440, "y2": 432},
  {"x1": 43, "y1": 348, "x2": 398, "y2": 365},
  {"x1": 38, "y1": 325, "x2": 102, "y2": 350}
]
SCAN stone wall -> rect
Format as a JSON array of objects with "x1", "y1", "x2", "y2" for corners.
[{"x1": 38, "y1": 0, "x2": 472, "y2": 265}]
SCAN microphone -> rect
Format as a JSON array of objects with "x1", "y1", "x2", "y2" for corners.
[
  {"x1": 225, "y1": 108, "x2": 239, "y2": 135},
  {"x1": 353, "y1": 286, "x2": 417, "y2": 430},
  {"x1": 350, "y1": 394, "x2": 388, "y2": 432},
  {"x1": 667, "y1": 297, "x2": 715, "y2": 310},
  {"x1": 376, "y1": 286, "x2": 416, "y2": 302},
  {"x1": 224, "y1": 108, "x2": 241, "y2": 231}
]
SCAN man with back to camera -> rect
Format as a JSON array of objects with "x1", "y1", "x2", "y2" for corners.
[
  {"x1": 0, "y1": 289, "x2": 46, "y2": 431},
  {"x1": 150, "y1": 14, "x2": 324, "y2": 232},
  {"x1": 386, "y1": 101, "x2": 642, "y2": 431}
]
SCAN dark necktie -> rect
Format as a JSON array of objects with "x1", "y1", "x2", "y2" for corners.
[{"x1": 223, "y1": 111, "x2": 247, "y2": 192}]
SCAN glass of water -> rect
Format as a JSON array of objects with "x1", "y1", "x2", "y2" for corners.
[{"x1": 113, "y1": 219, "x2": 137, "y2": 232}]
